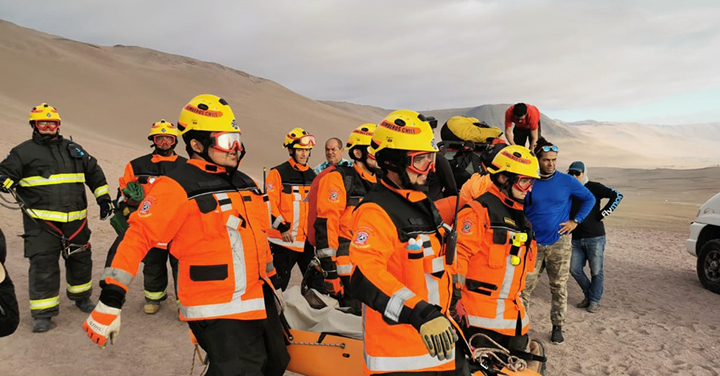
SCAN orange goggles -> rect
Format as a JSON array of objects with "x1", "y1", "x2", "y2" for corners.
[
  {"x1": 153, "y1": 135, "x2": 176, "y2": 146},
  {"x1": 407, "y1": 151, "x2": 436, "y2": 175},
  {"x1": 291, "y1": 134, "x2": 316, "y2": 148},
  {"x1": 513, "y1": 176, "x2": 536, "y2": 192},
  {"x1": 210, "y1": 132, "x2": 243, "y2": 153},
  {"x1": 35, "y1": 120, "x2": 60, "y2": 131}
]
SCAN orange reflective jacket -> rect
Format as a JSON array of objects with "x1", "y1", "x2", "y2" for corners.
[
  {"x1": 118, "y1": 153, "x2": 187, "y2": 194},
  {"x1": 349, "y1": 179, "x2": 455, "y2": 374},
  {"x1": 266, "y1": 158, "x2": 316, "y2": 252},
  {"x1": 308, "y1": 164, "x2": 376, "y2": 277},
  {"x1": 455, "y1": 184, "x2": 536, "y2": 336},
  {"x1": 102, "y1": 159, "x2": 277, "y2": 321}
]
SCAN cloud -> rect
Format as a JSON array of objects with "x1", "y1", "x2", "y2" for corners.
[{"x1": 2, "y1": 0, "x2": 719, "y2": 121}]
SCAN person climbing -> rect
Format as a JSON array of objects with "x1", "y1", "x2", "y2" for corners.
[
  {"x1": 348, "y1": 110, "x2": 466, "y2": 375},
  {"x1": 453, "y1": 145, "x2": 546, "y2": 374},
  {"x1": 306, "y1": 124, "x2": 378, "y2": 308},
  {"x1": 504, "y1": 103, "x2": 541, "y2": 150},
  {"x1": 106, "y1": 120, "x2": 187, "y2": 314},
  {"x1": 0, "y1": 103, "x2": 112, "y2": 333},
  {"x1": 83, "y1": 95, "x2": 289, "y2": 376},
  {"x1": 266, "y1": 127, "x2": 317, "y2": 290}
]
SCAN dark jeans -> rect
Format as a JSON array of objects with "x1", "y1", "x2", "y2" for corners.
[
  {"x1": 188, "y1": 284, "x2": 289, "y2": 376},
  {"x1": 570, "y1": 235, "x2": 606, "y2": 304},
  {"x1": 270, "y1": 241, "x2": 314, "y2": 291},
  {"x1": 512, "y1": 120, "x2": 541, "y2": 148}
]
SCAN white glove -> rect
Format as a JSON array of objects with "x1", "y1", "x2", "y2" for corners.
[{"x1": 83, "y1": 301, "x2": 121, "y2": 348}]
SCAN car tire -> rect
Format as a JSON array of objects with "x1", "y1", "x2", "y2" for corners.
[{"x1": 697, "y1": 239, "x2": 720, "y2": 294}]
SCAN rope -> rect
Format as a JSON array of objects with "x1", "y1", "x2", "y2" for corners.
[
  {"x1": 189, "y1": 344, "x2": 208, "y2": 376},
  {"x1": 468, "y1": 333, "x2": 527, "y2": 372},
  {"x1": 0, "y1": 193, "x2": 20, "y2": 210}
]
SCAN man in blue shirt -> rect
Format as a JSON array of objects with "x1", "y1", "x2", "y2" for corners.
[{"x1": 522, "y1": 140, "x2": 595, "y2": 345}]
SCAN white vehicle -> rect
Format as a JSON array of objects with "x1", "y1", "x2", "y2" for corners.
[{"x1": 687, "y1": 192, "x2": 720, "y2": 294}]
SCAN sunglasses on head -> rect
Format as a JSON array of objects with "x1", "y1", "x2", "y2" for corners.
[
  {"x1": 568, "y1": 170, "x2": 582, "y2": 176},
  {"x1": 540, "y1": 145, "x2": 558, "y2": 153}
]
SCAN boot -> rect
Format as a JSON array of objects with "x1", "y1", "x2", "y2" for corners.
[
  {"x1": 526, "y1": 339, "x2": 547, "y2": 375},
  {"x1": 144, "y1": 301, "x2": 161, "y2": 314},
  {"x1": 551, "y1": 325, "x2": 564, "y2": 344},
  {"x1": 32, "y1": 317, "x2": 53, "y2": 333},
  {"x1": 576, "y1": 298, "x2": 590, "y2": 308},
  {"x1": 75, "y1": 297, "x2": 96, "y2": 313},
  {"x1": 587, "y1": 302, "x2": 600, "y2": 313}
]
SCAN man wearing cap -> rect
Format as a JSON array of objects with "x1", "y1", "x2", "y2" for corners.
[
  {"x1": 567, "y1": 161, "x2": 623, "y2": 313},
  {"x1": 521, "y1": 139, "x2": 595, "y2": 345}
]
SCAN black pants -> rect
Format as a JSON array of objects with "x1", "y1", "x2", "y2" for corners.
[
  {"x1": 270, "y1": 241, "x2": 314, "y2": 291},
  {"x1": 512, "y1": 120, "x2": 542, "y2": 148},
  {"x1": 375, "y1": 342, "x2": 470, "y2": 376},
  {"x1": 0, "y1": 228, "x2": 20, "y2": 337},
  {"x1": 22, "y1": 217, "x2": 92, "y2": 318},
  {"x1": 188, "y1": 284, "x2": 290, "y2": 376}
]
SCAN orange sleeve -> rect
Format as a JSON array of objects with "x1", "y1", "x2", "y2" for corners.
[
  {"x1": 105, "y1": 177, "x2": 189, "y2": 291},
  {"x1": 314, "y1": 171, "x2": 347, "y2": 253},
  {"x1": 455, "y1": 204, "x2": 488, "y2": 283},
  {"x1": 118, "y1": 162, "x2": 136, "y2": 191},
  {"x1": 265, "y1": 168, "x2": 286, "y2": 231}
]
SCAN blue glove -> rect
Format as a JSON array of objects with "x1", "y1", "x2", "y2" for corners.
[{"x1": 99, "y1": 200, "x2": 113, "y2": 220}]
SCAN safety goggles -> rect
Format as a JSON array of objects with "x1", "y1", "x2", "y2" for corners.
[
  {"x1": 407, "y1": 151, "x2": 436, "y2": 175},
  {"x1": 35, "y1": 120, "x2": 60, "y2": 131},
  {"x1": 210, "y1": 132, "x2": 243, "y2": 153},
  {"x1": 539, "y1": 145, "x2": 558, "y2": 153},
  {"x1": 153, "y1": 135, "x2": 176, "y2": 147},
  {"x1": 513, "y1": 176, "x2": 536, "y2": 193},
  {"x1": 568, "y1": 170, "x2": 582, "y2": 177},
  {"x1": 292, "y1": 135, "x2": 316, "y2": 148}
]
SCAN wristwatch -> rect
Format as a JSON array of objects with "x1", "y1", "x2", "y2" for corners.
[{"x1": 571, "y1": 218, "x2": 581, "y2": 225}]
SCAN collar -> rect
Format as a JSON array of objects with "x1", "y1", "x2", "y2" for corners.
[
  {"x1": 539, "y1": 170, "x2": 556, "y2": 180},
  {"x1": 380, "y1": 178, "x2": 427, "y2": 203},
  {"x1": 188, "y1": 158, "x2": 227, "y2": 174},
  {"x1": 151, "y1": 153, "x2": 178, "y2": 163},
  {"x1": 32, "y1": 132, "x2": 63, "y2": 145},
  {"x1": 353, "y1": 163, "x2": 377, "y2": 183},
  {"x1": 489, "y1": 184, "x2": 524, "y2": 210},
  {"x1": 288, "y1": 158, "x2": 310, "y2": 171}
]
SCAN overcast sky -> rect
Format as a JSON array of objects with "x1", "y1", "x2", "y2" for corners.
[{"x1": 2, "y1": 0, "x2": 719, "y2": 124}]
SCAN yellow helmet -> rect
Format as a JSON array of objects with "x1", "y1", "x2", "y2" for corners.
[
  {"x1": 177, "y1": 94, "x2": 239, "y2": 134},
  {"x1": 369, "y1": 110, "x2": 438, "y2": 155},
  {"x1": 29, "y1": 103, "x2": 61, "y2": 124},
  {"x1": 148, "y1": 119, "x2": 179, "y2": 140},
  {"x1": 346, "y1": 123, "x2": 376, "y2": 149},
  {"x1": 486, "y1": 145, "x2": 540, "y2": 179},
  {"x1": 283, "y1": 127, "x2": 316, "y2": 149}
]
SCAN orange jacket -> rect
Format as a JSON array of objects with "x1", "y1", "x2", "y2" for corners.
[
  {"x1": 349, "y1": 179, "x2": 455, "y2": 374},
  {"x1": 434, "y1": 173, "x2": 492, "y2": 225},
  {"x1": 455, "y1": 184, "x2": 536, "y2": 336},
  {"x1": 118, "y1": 153, "x2": 187, "y2": 194},
  {"x1": 310, "y1": 164, "x2": 376, "y2": 277},
  {"x1": 102, "y1": 159, "x2": 277, "y2": 321},
  {"x1": 265, "y1": 158, "x2": 316, "y2": 252}
]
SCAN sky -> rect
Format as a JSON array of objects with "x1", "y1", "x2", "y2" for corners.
[{"x1": 1, "y1": 0, "x2": 719, "y2": 125}]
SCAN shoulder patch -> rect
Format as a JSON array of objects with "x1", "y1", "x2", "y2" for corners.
[
  {"x1": 267, "y1": 182, "x2": 274, "y2": 192},
  {"x1": 461, "y1": 217, "x2": 475, "y2": 235},
  {"x1": 353, "y1": 226, "x2": 374, "y2": 248},
  {"x1": 138, "y1": 196, "x2": 157, "y2": 217},
  {"x1": 328, "y1": 186, "x2": 341, "y2": 202}
]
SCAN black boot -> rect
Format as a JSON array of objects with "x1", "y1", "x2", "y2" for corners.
[
  {"x1": 551, "y1": 325, "x2": 564, "y2": 344},
  {"x1": 32, "y1": 317, "x2": 52, "y2": 333},
  {"x1": 75, "y1": 297, "x2": 96, "y2": 313}
]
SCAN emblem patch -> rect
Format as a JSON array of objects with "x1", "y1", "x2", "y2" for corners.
[
  {"x1": 328, "y1": 187, "x2": 340, "y2": 202},
  {"x1": 461, "y1": 219, "x2": 474, "y2": 235},
  {"x1": 138, "y1": 196, "x2": 157, "y2": 217}
]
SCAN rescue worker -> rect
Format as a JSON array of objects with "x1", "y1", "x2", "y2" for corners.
[
  {"x1": 107, "y1": 120, "x2": 187, "y2": 314},
  {"x1": 266, "y1": 127, "x2": 317, "y2": 290},
  {"x1": 0, "y1": 103, "x2": 112, "y2": 333},
  {"x1": 83, "y1": 95, "x2": 289, "y2": 376},
  {"x1": 349, "y1": 110, "x2": 466, "y2": 375},
  {"x1": 307, "y1": 124, "x2": 378, "y2": 305},
  {"x1": 453, "y1": 145, "x2": 540, "y2": 358},
  {"x1": 0, "y1": 227, "x2": 20, "y2": 337}
]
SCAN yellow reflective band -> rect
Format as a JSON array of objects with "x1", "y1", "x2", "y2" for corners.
[
  {"x1": 19, "y1": 173, "x2": 85, "y2": 187},
  {"x1": 67, "y1": 281, "x2": 92, "y2": 294},
  {"x1": 144, "y1": 289, "x2": 168, "y2": 301},
  {"x1": 26, "y1": 209, "x2": 87, "y2": 222},
  {"x1": 30, "y1": 296, "x2": 60, "y2": 311},
  {"x1": 94, "y1": 184, "x2": 109, "y2": 198}
]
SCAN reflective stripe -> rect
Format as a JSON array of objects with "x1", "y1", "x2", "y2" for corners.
[
  {"x1": 468, "y1": 254, "x2": 527, "y2": 331},
  {"x1": 145, "y1": 289, "x2": 168, "y2": 301},
  {"x1": 215, "y1": 192, "x2": 233, "y2": 212},
  {"x1": 365, "y1": 349, "x2": 455, "y2": 372},
  {"x1": 337, "y1": 263, "x2": 353, "y2": 276},
  {"x1": 101, "y1": 267, "x2": 135, "y2": 288},
  {"x1": 26, "y1": 209, "x2": 87, "y2": 222},
  {"x1": 67, "y1": 281, "x2": 92, "y2": 294},
  {"x1": 94, "y1": 184, "x2": 109, "y2": 198},
  {"x1": 431, "y1": 257, "x2": 444, "y2": 274},
  {"x1": 316, "y1": 247, "x2": 336, "y2": 258},
  {"x1": 453, "y1": 274, "x2": 466, "y2": 285},
  {"x1": 30, "y1": 296, "x2": 60, "y2": 311},
  {"x1": 19, "y1": 173, "x2": 85, "y2": 187},
  {"x1": 291, "y1": 186, "x2": 301, "y2": 241},
  {"x1": 420, "y1": 234, "x2": 434, "y2": 257},
  {"x1": 266, "y1": 261, "x2": 275, "y2": 273},
  {"x1": 272, "y1": 215, "x2": 285, "y2": 229},
  {"x1": 384, "y1": 287, "x2": 415, "y2": 323},
  {"x1": 267, "y1": 237, "x2": 305, "y2": 249},
  {"x1": 498, "y1": 255, "x2": 515, "y2": 300},
  {"x1": 425, "y1": 273, "x2": 440, "y2": 306},
  {"x1": 179, "y1": 297, "x2": 265, "y2": 319}
]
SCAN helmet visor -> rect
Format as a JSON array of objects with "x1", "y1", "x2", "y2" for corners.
[
  {"x1": 35, "y1": 120, "x2": 60, "y2": 131},
  {"x1": 153, "y1": 135, "x2": 176, "y2": 147},
  {"x1": 211, "y1": 132, "x2": 243, "y2": 153},
  {"x1": 407, "y1": 151, "x2": 436, "y2": 175}
]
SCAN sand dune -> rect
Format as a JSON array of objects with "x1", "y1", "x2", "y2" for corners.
[{"x1": 1, "y1": 19, "x2": 719, "y2": 376}]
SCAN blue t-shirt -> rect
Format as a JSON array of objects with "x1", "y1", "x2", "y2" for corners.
[{"x1": 525, "y1": 172, "x2": 595, "y2": 246}]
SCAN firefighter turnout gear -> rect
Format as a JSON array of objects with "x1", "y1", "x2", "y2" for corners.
[
  {"x1": 266, "y1": 157, "x2": 316, "y2": 289},
  {"x1": 0, "y1": 127, "x2": 110, "y2": 321},
  {"x1": 349, "y1": 179, "x2": 459, "y2": 374}
]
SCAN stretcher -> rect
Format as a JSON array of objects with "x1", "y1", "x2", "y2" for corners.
[{"x1": 285, "y1": 328, "x2": 365, "y2": 376}]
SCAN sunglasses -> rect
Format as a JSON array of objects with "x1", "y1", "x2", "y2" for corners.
[
  {"x1": 407, "y1": 151, "x2": 436, "y2": 175},
  {"x1": 210, "y1": 132, "x2": 243, "y2": 153},
  {"x1": 568, "y1": 170, "x2": 582, "y2": 176},
  {"x1": 540, "y1": 145, "x2": 558, "y2": 153},
  {"x1": 35, "y1": 120, "x2": 60, "y2": 131}
]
